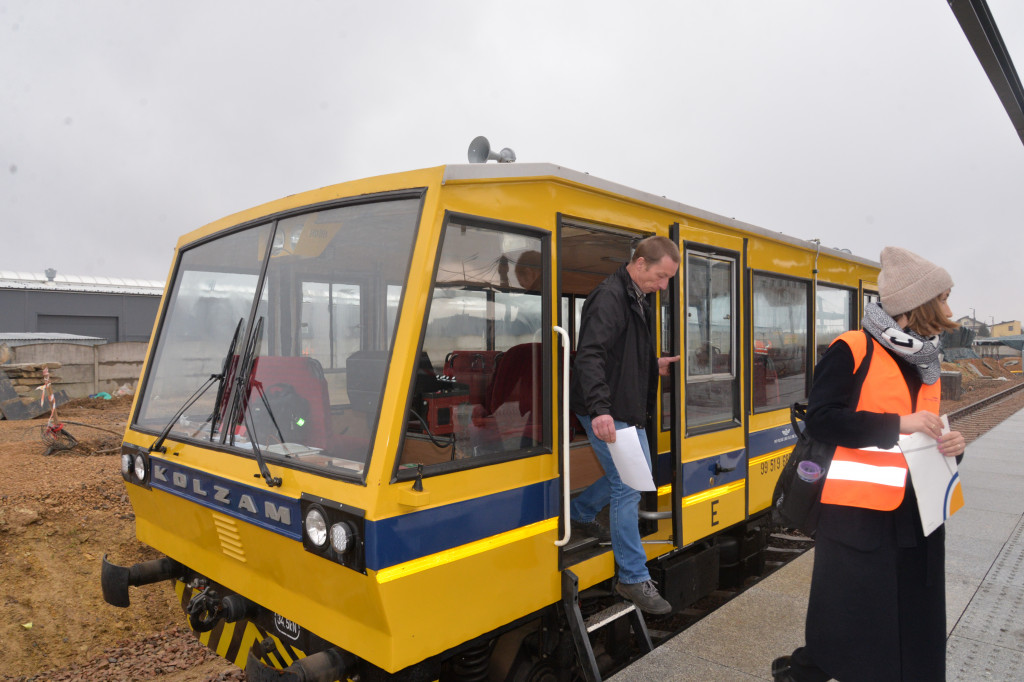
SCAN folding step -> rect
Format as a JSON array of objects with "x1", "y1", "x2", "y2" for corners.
[{"x1": 561, "y1": 570, "x2": 653, "y2": 682}]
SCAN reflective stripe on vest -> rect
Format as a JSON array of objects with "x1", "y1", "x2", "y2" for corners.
[{"x1": 819, "y1": 330, "x2": 941, "y2": 512}]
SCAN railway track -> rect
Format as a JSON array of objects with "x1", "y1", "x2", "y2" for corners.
[{"x1": 948, "y1": 380, "x2": 1024, "y2": 444}]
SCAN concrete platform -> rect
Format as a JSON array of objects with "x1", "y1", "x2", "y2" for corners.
[{"x1": 610, "y1": 408, "x2": 1024, "y2": 681}]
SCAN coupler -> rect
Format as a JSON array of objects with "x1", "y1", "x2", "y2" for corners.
[{"x1": 101, "y1": 554, "x2": 182, "y2": 608}]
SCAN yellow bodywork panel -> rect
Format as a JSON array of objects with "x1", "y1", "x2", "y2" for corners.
[
  {"x1": 748, "y1": 447, "x2": 793, "y2": 514},
  {"x1": 134, "y1": 478, "x2": 567, "y2": 673},
  {"x1": 681, "y1": 480, "x2": 746, "y2": 546}
]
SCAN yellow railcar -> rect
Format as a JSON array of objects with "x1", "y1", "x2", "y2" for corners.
[{"x1": 102, "y1": 157, "x2": 879, "y2": 681}]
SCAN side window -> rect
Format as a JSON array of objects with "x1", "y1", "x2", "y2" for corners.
[
  {"x1": 398, "y1": 218, "x2": 547, "y2": 474},
  {"x1": 752, "y1": 273, "x2": 810, "y2": 411},
  {"x1": 815, "y1": 285, "x2": 855, "y2": 363},
  {"x1": 685, "y1": 250, "x2": 738, "y2": 430}
]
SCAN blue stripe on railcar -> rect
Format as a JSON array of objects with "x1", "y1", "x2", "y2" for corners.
[
  {"x1": 365, "y1": 480, "x2": 559, "y2": 570},
  {"x1": 150, "y1": 459, "x2": 303, "y2": 539},
  {"x1": 747, "y1": 422, "x2": 800, "y2": 459},
  {"x1": 681, "y1": 448, "x2": 746, "y2": 497}
]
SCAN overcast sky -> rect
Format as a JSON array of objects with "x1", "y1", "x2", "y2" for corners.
[{"x1": 3, "y1": 1, "x2": 1022, "y2": 325}]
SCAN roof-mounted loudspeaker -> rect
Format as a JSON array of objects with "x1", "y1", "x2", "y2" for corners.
[{"x1": 467, "y1": 136, "x2": 516, "y2": 163}]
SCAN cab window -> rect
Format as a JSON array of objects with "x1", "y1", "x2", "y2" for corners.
[
  {"x1": 136, "y1": 196, "x2": 423, "y2": 482},
  {"x1": 397, "y1": 216, "x2": 548, "y2": 475}
]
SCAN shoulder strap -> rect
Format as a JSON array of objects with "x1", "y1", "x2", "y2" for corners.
[
  {"x1": 790, "y1": 401, "x2": 808, "y2": 434},
  {"x1": 836, "y1": 328, "x2": 874, "y2": 374},
  {"x1": 797, "y1": 329, "x2": 876, "y2": 422},
  {"x1": 847, "y1": 328, "x2": 874, "y2": 408}
]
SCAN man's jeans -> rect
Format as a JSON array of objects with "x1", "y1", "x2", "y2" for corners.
[{"x1": 570, "y1": 414, "x2": 653, "y2": 584}]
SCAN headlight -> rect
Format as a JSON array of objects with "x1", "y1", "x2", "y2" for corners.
[
  {"x1": 299, "y1": 494, "x2": 366, "y2": 573},
  {"x1": 330, "y1": 522, "x2": 353, "y2": 553},
  {"x1": 133, "y1": 454, "x2": 147, "y2": 481},
  {"x1": 119, "y1": 444, "x2": 151, "y2": 488},
  {"x1": 304, "y1": 507, "x2": 328, "y2": 547}
]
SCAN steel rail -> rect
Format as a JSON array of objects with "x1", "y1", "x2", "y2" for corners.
[{"x1": 947, "y1": 380, "x2": 1024, "y2": 423}]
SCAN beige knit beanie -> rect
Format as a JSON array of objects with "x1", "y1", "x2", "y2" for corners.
[{"x1": 878, "y1": 247, "x2": 954, "y2": 316}]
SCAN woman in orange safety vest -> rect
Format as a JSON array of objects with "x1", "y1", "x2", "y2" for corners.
[{"x1": 773, "y1": 247, "x2": 965, "y2": 682}]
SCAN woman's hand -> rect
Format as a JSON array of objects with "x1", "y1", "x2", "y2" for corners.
[
  {"x1": 900, "y1": 411, "x2": 946, "y2": 440},
  {"x1": 938, "y1": 430, "x2": 966, "y2": 458}
]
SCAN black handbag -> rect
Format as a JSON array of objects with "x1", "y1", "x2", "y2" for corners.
[
  {"x1": 771, "y1": 402, "x2": 834, "y2": 534},
  {"x1": 771, "y1": 330, "x2": 875, "y2": 535}
]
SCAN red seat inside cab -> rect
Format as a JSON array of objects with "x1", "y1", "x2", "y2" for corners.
[
  {"x1": 443, "y1": 350, "x2": 504, "y2": 407},
  {"x1": 247, "y1": 356, "x2": 332, "y2": 450}
]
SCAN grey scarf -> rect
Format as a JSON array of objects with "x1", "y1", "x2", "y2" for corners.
[{"x1": 861, "y1": 303, "x2": 942, "y2": 385}]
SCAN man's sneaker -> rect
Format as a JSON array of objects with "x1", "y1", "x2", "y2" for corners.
[
  {"x1": 571, "y1": 519, "x2": 611, "y2": 543},
  {"x1": 615, "y1": 579, "x2": 672, "y2": 615}
]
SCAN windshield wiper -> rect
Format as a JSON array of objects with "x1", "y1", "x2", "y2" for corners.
[
  {"x1": 229, "y1": 317, "x2": 281, "y2": 487},
  {"x1": 243, "y1": 398, "x2": 282, "y2": 487},
  {"x1": 209, "y1": 317, "x2": 244, "y2": 440},
  {"x1": 148, "y1": 318, "x2": 245, "y2": 454},
  {"x1": 148, "y1": 374, "x2": 221, "y2": 454}
]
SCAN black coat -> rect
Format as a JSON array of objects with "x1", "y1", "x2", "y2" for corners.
[
  {"x1": 570, "y1": 265, "x2": 657, "y2": 427},
  {"x1": 803, "y1": 337, "x2": 947, "y2": 682}
]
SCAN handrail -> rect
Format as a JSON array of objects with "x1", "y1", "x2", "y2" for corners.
[{"x1": 553, "y1": 325, "x2": 572, "y2": 547}]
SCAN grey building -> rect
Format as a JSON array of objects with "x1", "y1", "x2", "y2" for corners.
[{"x1": 0, "y1": 270, "x2": 164, "y2": 344}]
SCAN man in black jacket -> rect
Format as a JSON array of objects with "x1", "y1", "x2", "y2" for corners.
[{"x1": 569, "y1": 235, "x2": 680, "y2": 615}]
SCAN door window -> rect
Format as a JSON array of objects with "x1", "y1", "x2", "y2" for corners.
[{"x1": 685, "y1": 250, "x2": 738, "y2": 430}]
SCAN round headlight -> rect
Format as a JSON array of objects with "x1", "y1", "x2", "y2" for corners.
[
  {"x1": 133, "y1": 454, "x2": 146, "y2": 481},
  {"x1": 121, "y1": 454, "x2": 133, "y2": 477},
  {"x1": 304, "y1": 508, "x2": 328, "y2": 547},
  {"x1": 330, "y1": 522, "x2": 353, "y2": 553}
]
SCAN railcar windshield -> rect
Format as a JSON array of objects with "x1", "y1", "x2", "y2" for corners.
[{"x1": 134, "y1": 195, "x2": 423, "y2": 480}]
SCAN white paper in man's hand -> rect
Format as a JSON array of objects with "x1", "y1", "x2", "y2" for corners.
[{"x1": 607, "y1": 426, "x2": 656, "y2": 491}]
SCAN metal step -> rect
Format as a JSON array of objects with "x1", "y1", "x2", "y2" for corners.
[
  {"x1": 584, "y1": 600, "x2": 638, "y2": 633},
  {"x1": 562, "y1": 570, "x2": 653, "y2": 682}
]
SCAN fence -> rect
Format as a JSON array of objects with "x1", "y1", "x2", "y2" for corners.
[{"x1": 6, "y1": 342, "x2": 147, "y2": 399}]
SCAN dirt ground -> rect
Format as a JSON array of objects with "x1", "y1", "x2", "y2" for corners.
[
  {"x1": 1, "y1": 357, "x2": 1020, "y2": 680},
  {"x1": 0, "y1": 395, "x2": 240, "y2": 681},
  {"x1": 941, "y1": 356, "x2": 1022, "y2": 408}
]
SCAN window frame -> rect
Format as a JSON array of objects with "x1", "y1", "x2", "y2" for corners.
[
  {"x1": 750, "y1": 269, "x2": 813, "y2": 414},
  {"x1": 814, "y1": 282, "x2": 858, "y2": 365},
  {"x1": 132, "y1": 189, "x2": 428, "y2": 484},
  {"x1": 393, "y1": 211, "x2": 553, "y2": 483},
  {"x1": 683, "y1": 245, "x2": 741, "y2": 435}
]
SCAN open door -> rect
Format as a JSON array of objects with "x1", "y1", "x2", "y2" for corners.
[
  {"x1": 554, "y1": 219, "x2": 678, "y2": 560},
  {"x1": 677, "y1": 231, "x2": 747, "y2": 546}
]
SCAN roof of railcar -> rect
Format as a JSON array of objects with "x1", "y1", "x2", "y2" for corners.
[
  {"x1": 181, "y1": 162, "x2": 879, "y2": 271},
  {"x1": 442, "y1": 162, "x2": 880, "y2": 270}
]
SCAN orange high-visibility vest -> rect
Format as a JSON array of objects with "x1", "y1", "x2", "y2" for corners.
[{"x1": 819, "y1": 330, "x2": 941, "y2": 512}]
